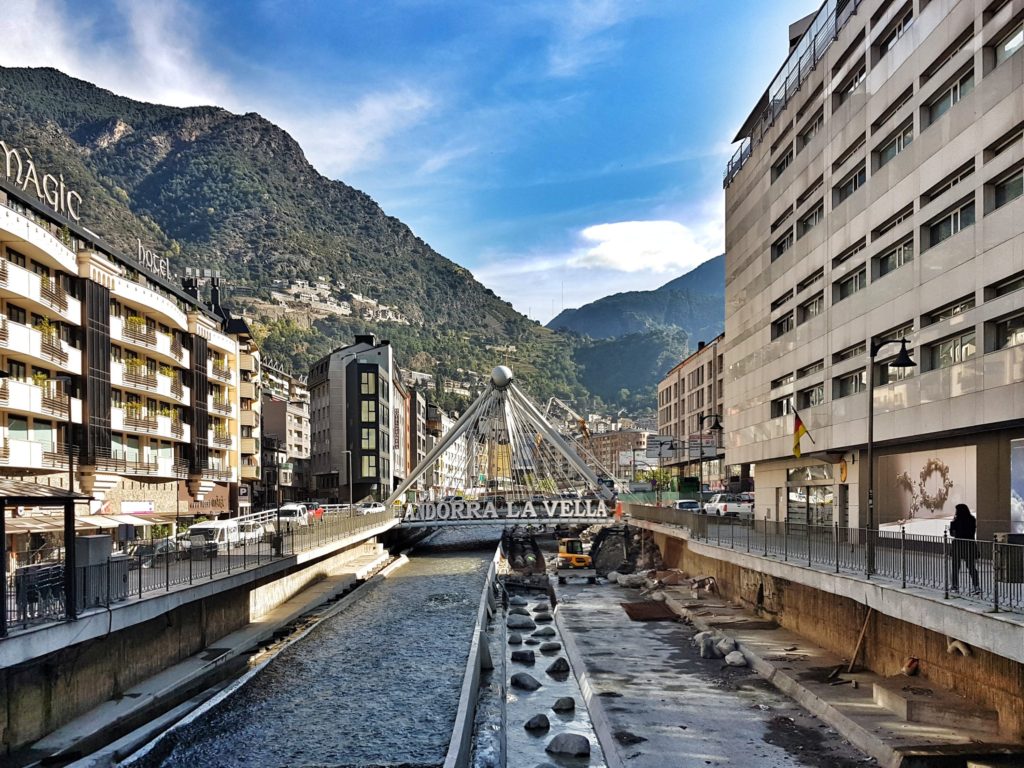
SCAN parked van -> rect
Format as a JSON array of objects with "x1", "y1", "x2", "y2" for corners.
[
  {"x1": 275, "y1": 504, "x2": 309, "y2": 527},
  {"x1": 238, "y1": 520, "x2": 265, "y2": 545},
  {"x1": 187, "y1": 520, "x2": 241, "y2": 552}
]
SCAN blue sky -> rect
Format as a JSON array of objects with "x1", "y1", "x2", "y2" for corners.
[{"x1": 1, "y1": 0, "x2": 813, "y2": 322}]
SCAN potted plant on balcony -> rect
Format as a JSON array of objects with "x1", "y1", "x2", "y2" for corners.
[
  {"x1": 159, "y1": 364, "x2": 175, "y2": 378},
  {"x1": 31, "y1": 371, "x2": 49, "y2": 388},
  {"x1": 124, "y1": 315, "x2": 146, "y2": 330},
  {"x1": 33, "y1": 317, "x2": 58, "y2": 341},
  {"x1": 123, "y1": 400, "x2": 143, "y2": 418}
]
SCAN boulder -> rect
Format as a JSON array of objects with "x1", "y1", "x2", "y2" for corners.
[
  {"x1": 606, "y1": 571, "x2": 621, "y2": 584},
  {"x1": 725, "y1": 651, "x2": 748, "y2": 667},
  {"x1": 716, "y1": 637, "x2": 737, "y2": 656},
  {"x1": 617, "y1": 574, "x2": 647, "y2": 588},
  {"x1": 525, "y1": 638, "x2": 540, "y2": 646},
  {"x1": 699, "y1": 636, "x2": 723, "y2": 659},
  {"x1": 508, "y1": 615, "x2": 537, "y2": 630},
  {"x1": 693, "y1": 630, "x2": 714, "y2": 645},
  {"x1": 532, "y1": 626, "x2": 556, "y2": 638},
  {"x1": 533, "y1": 602, "x2": 551, "y2": 612},
  {"x1": 534, "y1": 612, "x2": 554, "y2": 624},
  {"x1": 511, "y1": 672, "x2": 542, "y2": 691},
  {"x1": 509, "y1": 606, "x2": 531, "y2": 616},
  {"x1": 510, "y1": 595, "x2": 529, "y2": 606},
  {"x1": 546, "y1": 733, "x2": 591, "y2": 757},
  {"x1": 511, "y1": 650, "x2": 536, "y2": 664},
  {"x1": 552, "y1": 696, "x2": 576, "y2": 712},
  {"x1": 546, "y1": 657, "x2": 571, "y2": 676},
  {"x1": 524, "y1": 713, "x2": 550, "y2": 731},
  {"x1": 508, "y1": 633, "x2": 523, "y2": 645},
  {"x1": 540, "y1": 642, "x2": 562, "y2": 653}
]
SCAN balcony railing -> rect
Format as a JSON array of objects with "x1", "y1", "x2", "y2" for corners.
[
  {"x1": 210, "y1": 361, "x2": 231, "y2": 382},
  {"x1": 171, "y1": 417, "x2": 184, "y2": 439},
  {"x1": 202, "y1": 466, "x2": 234, "y2": 481},
  {"x1": 40, "y1": 334, "x2": 68, "y2": 365},
  {"x1": 211, "y1": 398, "x2": 232, "y2": 414},
  {"x1": 124, "y1": 366, "x2": 158, "y2": 390},
  {"x1": 124, "y1": 411, "x2": 159, "y2": 432},
  {"x1": 0, "y1": 258, "x2": 8, "y2": 285},
  {"x1": 171, "y1": 376, "x2": 184, "y2": 399},
  {"x1": 0, "y1": 318, "x2": 8, "y2": 346},
  {"x1": 88, "y1": 447, "x2": 189, "y2": 478},
  {"x1": 39, "y1": 277, "x2": 68, "y2": 312},
  {"x1": 123, "y1": 319, "x2": 157, "y2": 347},
  {"x1": 171, "y1": 334, "x2": 184, "y2": 361},
  {"x1": 211, "y1": 431, "x2": 232, "y2": 447},
  {"x1": 41, "y1": 385, "x2": 69, "y2": 418}
]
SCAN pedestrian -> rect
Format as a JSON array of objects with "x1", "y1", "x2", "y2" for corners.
[{"x1": 949, "y1": 503, "x2": 980, "y2": 595}]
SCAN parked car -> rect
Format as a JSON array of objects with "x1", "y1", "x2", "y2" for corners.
[
  {"x1": 702, "y1": 493, "x2": 755, "y2": 518},
  {"x1": 129, "y1": 537, "x2": 185, "y2": 568},
  {"x1": 188, "y1": 520, "x2": 242, "y2": 551},
  {"x1": 357, "y1": 502, "x2": 386, "y2": 515},
  {"x1": 673, "y1": 499, "x2": 702, "y2": 512},
  {"x1": 275, "y1": 504, "x2": 309, "y2": 527}
]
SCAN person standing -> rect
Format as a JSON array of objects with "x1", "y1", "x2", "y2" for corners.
[{"x1": 949, "y1": 503, "x2": 980, "y2": 595}]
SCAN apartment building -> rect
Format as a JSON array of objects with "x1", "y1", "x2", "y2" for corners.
[
  {"x1": 261, "y1": 362, "x2": 311, "y2": 503},
  {"x1": 425, "y1": 403, "x2": 469, "y2": 497},
  {"x1": 0, "y1": 150, "x2": 249, "y2": 522},
  {"x1": 588, "y1": 429, "x2": 652, "y2": 483},
  {"x1": 657, "y1": 334, "x2": 737, "y2": 492},
  {"x1": 723, "y1": 0, "x2": 1024, "y2": 534},
  {"x1": 309, "y1": 334, "x2": 396, "y2": 503}
]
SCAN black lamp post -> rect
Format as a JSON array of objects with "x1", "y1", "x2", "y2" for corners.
[
  {"x1": 698, "y1": 415, "x2": 724, "y2": 511},
  {"x1": 866, "y1": 337, "x2": 916, "y2": 574}
]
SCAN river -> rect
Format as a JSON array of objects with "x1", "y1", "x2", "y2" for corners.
[{"x1": 140, "y1": 527, "x2": 499, "y2": 768}]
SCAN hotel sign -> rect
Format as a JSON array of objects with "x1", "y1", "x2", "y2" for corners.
[
  {"x1": 403, "y1": 498, "x2": 612, "y2": 523},
  {"x1": 136, "y1": 239, "x2": 173, "y2": 280},
  {"x1": 1, "y1": 142, "x2": 82, "y2": 221}
]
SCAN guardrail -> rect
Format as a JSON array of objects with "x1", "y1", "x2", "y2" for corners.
[
  {"x1": 628, "y1": 506, "x2": 1024, "y2": 614},
  {"x1": 2, "y1": 510, "x2": 396, "y2": 637}
]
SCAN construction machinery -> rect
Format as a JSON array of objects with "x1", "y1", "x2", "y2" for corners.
[{"x1": 557, "y1": 537, "x2": 596, "y2": 584}]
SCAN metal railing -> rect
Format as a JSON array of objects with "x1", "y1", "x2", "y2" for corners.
[
  {"x1": 3, "y1": 510, "x2": 396, "y2": 637},
  {"x1": 629, "y1": 506, "x2": 1024, "y2": 614}
]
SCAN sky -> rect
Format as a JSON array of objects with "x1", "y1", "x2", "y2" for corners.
[{"x1": 0, "y1": 0, "x2": 814, "y2": 323}]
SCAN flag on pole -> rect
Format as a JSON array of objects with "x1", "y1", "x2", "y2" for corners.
[{"x1": 793, "y1": 410, "x2": 814, "y2": 457}]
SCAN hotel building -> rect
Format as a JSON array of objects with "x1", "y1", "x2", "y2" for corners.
[
  {"x1": 0, "y1": 146, "x2": 252, "y2": 523},
  {"x1": 723, "y1": 0, "x2": 1024, "y2": 535}
]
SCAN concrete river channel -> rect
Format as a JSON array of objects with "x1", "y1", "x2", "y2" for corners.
[{"x1": 128, "y1": 528, "x2": 499, "y2": 768}]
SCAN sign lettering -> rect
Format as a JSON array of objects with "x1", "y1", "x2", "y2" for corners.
[
  {"x1": 136, "y1": 239, "x2": 173, "y2": 280},
  {"x1": 403, "y1": 499, "x2": 611, "y2": 523},
  {"x1": 0, "y1": 142, "x2": 82, "y2": 221}
]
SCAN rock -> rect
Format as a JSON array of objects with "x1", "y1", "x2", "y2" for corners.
[
  {"x1": 511, "y1": 672, "x2": 542, "y2": 691},
  {"x1": 540, "y1": 642, "x2": 562, "y2": 653},
  {"x1": 618, "y1": 574, "x2": 647, "y2": 588},
  {"x1": 525, "y1": 638, "x2": 540, "y2": 646},
  {"x1": 716, "y1": 637, "x2": 737, "y2": 656},
  {"x1": 510, "y1": 595, "x2": 529, "y2": 606},
  {"x1": 533, "y1": 602, "x2": 550, "y2": 612},
  {"x1": 508, "y1": 615, "x2": 537, "y2": 630},
  {"x1": 725, "y1": 651, "x2": 748, "y2": 667},
  {"x1": 509, "y1": 606, "x2": 531, "y2": 616},
  {"x1": 606, "y1": 571, "x2": 621, "y2": 583},
  {"x1": 546, "y1": 657, "x2": 571, "y2": 676},
  {"x1": 693, "y1": 630, "x2": 714, "y2": 645},
  {"x1": 511, "y1": 650, "x2": 536, "y2": 664},
  {"x1": 524, "y1": 713, "x2": 550, "y2": 731},
  {"x1": 545, "y1": 733, "x2": 591, "y2": 757},
  {"x1": 534, "y1": 612, "x2": 554, "y2": 623},
  {"x1": 699, "y1": 636, "x2": 723, "y2": 659},
  {"x1": 508, "y1": 633, "x2": 523, "y2": 645},
  {"x1": 552, "y1": 696, "x2": 575, "y2": 712},
  {"x1": 532, "y1": 626, "x2": 556, "y2": 638}
]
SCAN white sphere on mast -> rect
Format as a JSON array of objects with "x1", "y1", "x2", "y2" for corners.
[{"x1": 491, "y1": 365, "x2": 513, "y2": 389}]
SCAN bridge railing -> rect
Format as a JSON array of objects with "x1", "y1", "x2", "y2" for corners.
[
  {"x1": 2, "y1": 510, "x2": 396, "y2": 638},
  {"x1": 627, "y1": 505, "x2": 1024, "y2": 614}
]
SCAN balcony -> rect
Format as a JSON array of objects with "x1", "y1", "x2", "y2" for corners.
[
  {"x1": 240, "y1": 353, "x2": 258, "y2": 372},
  {"x1": 202, "y1": 466, "x2": 236, "y2": 483},
  {"x1": 240, "y1": 463, "x2": 260, "y2": 481},
  {"x1": 0, "y1": 203, "x2": 78, "y2": 274},
  {"x1": 240, "y1": 409, "x2": 258, "y2": 428},
  {"x1": 208, "y1": 359, "x2": 232, "y2": 384},
  {"x1": 110, "y1": 316, "x2": 191, "y2": 368},
  {"x1": 208, "y1": 395, "x2": 234, "y2": 417},
  {"x1": 209, "y1": 429, "x2": 234, "y2": 449},
  {"x1": 240, "y1": 437, "x2": 259, "y2": 456},
  {"x1": 239, "y1": 380, "x2": 257, "y2": 400},
  {"x1": 112, "y1": 407, "x2": 191, "y2": 442},
  {"x1": 0, "y1": 379, "x2": 83, "y2": 422},
  {"x1": 0, "y1": 258, "x2": 82, "y2": 325},
  {"x1": 111, "y1": 361, "x2": 191, "y2": 405},
  {"x1": 0, "y1": 320, "x2": 82, "y2": 374},
  {"x1": 109, "y1": 273, "x2": 188, "y2": 329},
  {"x1": 88, "y1": 448, "x2": 190, "y2": 479}
]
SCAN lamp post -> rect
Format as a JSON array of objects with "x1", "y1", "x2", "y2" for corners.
[
  {"x1": 696, "y1": 415, "x2": 724, "y2": 511},
  {"x1": 866, "y1": 337, "x2": 915, "y2": 574},
  {"x1": 341, "y1": 449, "x2": 353, "y2": 514}
]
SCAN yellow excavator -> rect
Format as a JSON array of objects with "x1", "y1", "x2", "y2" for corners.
[{"x1": 557, "y1": 538, "x2": 596, "y2": 584}]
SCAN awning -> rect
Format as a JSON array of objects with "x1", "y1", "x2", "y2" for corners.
[
  {"x1": 4, "y1": 516, "x2": 93, "y2": 533},
  {"x1": 76, "y1": 515, "x2": 121, "y2": 529},
  {"x1": 125, "y1": 513, "x2": 182, "y2": 525}
]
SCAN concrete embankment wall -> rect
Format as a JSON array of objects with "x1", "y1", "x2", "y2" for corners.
[
  {"x1": 1, "y1": 539, "x2": 380, "y2": 755},
  {"x1": 652, "y1": 530, "x2": 1024, "y2": 739}
]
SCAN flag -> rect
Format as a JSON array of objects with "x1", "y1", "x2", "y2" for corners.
[{"x1": 793, "y1": 410, "x2": 814, "y2": 457}]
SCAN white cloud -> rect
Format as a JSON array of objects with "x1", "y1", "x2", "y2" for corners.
[
  {"x1": 539, "y1": 0, "x2": 637, "y2": 77},
  {"x1": 568, "y1": 219, "x2": 718, "y2": 274}
]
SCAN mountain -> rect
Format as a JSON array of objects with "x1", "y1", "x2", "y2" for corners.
[
  {"x1": 545, "y1": 255, "x2": 725, "y2": 406},
  {"x1": 547, "y1": 254, "x2": 725, "y2": 341},
  {"x1": 0, "y1": 66, "x2": 587, "y2": 405}
]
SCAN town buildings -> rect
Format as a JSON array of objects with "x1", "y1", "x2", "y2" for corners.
[
  {"x1": 260, "y1": 361, "x2": 311, "y2": 504},
  {"x1": 722, "y1": 0, "x2": 1024, "y2": 535}
]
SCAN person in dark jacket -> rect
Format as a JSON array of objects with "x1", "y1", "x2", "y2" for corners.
[{"x1": 949, "y1": 503, "x2": 980, "y2": 595}]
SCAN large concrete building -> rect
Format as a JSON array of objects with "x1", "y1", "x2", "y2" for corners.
[
  {"x1": 723, "y1": 0, "x2": 1024, "y2": 534},
  {"x1": 260, "y1": 361, "x2": 310, "y2": 504}
]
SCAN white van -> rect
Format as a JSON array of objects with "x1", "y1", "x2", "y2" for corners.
[
  {"x1": 275, "y1": 504, "x2": 309, "y2": 527},
  {"x1": 188, "y1": 520, "x2": 241, "y2": 552},
  {"x1": 238, "y1": 520, "x2": 265, "y2": 545}
]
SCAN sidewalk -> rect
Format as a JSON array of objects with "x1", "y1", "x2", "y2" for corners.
[{"x1": 21, "y1": 549, "x2": 392, "y2": 768}]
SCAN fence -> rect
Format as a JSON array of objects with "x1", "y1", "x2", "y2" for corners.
[
  {"x1": 629, "y1": 506, "x2": 1024, "y2": 614},
  {"x1": 3, "y1": 510, "x2": 395, "y2": 636}
]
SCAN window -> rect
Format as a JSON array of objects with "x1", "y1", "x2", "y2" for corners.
[
  {"x1": 7, "y1": 304, "x2": 26, "y2": 325},
  {"x1": 797, "y1": 383, "x2": 825, "y2": 409},
  {"x1": 995, "y1": 312, "x2": 1024, "y2": 349},
  {"x1": 993, "y1": 167, "x2": 1024, "y2": 209},
  {"x1": 876, "y1": 120, "x2": 913, "y2": 168},
  {"x1": 361, "y1": 428, "x2": 376, "y2": 450},
  {"x1": 772, "y1": 313, "x2": 795, "y2": 339},
  {"x1": 797, "y1": 268, "x2": 824, "y2": 293},
  {"x1": 921, "y1": 26, "x2": 973, "y2": 83},
  {"x1": 995, "y1": 20, "x2": 1024, "y2": 65},
  {"x1": 837, "y1": 64, "x2": 867, "y2": 107},
  {"x1": 798, "y1": 109, "x2": 825, "y2": 150},
  {"x1": 361, "y1": 455, "x2": 378, "y2": 477},
  {"x1": 928, "y1": 330, "x2": 976, "y2": 369},
  {"x1": 834, "y1": 370, "x2": 867, "y2": 399},
  {"x1": 771, "y1": 290, "x2": 793, "y2": 311},
  {"x1": 360, "y1": 371, "x2": 376, "y2": 395},
  {"x1": 833, "y1": 238, "x2": 866, "y2": 267},
  {"x1": 926, "y1": 69, "x2": 973, "y2": 125},
  {"x1": 833, "y1": 134, "x2": 866, "y2": 172},
  {"x1": 835, "y1": 266, "x2": 867, "y2": 301},
  {"x1": 873, "y1": 204, "x2": 914, "y2": 239},
  {"x1": 877, "y1": 9, "x2": 913, "y2": 57},
  {"x1": 772, "y1": 229, "x2": 794, "y2": 261},
  {"x1": 771, "y1": 206, "x2": 793, "y2": 232},
  {"x1": 834, "y1": 163, "x2": 867, "y2": 205},
  {"x1": 771, "y1": 397, "x2": 794, "y2": 418},
  {"x1": 833, "y1": 342, "x2": 866, "y2": 362},
  {"x1": 925, "y1": 295, "x2": 975, "y2": 325},
  {"x1": 986, "y1": 122, "x2": 1024, "y2": 160},
  {"x1": 772, "y1": 148, "x2": 794, "y2": 181},
  {"x1": 877, "y1": 238, "x2": 913, "y2": 277},
  {"x1": 360, "y1": 399, "x2": 377, "y2": 422},
  {"x1": 798, "y1": 202, "x2": 824, "y2": 238},
  {"x1": 771, "y1": 372, "x2": 795, "y2": 389},
  {"x1": 872, "y1": 87, "x2": 913, "y2": 134},
  {"x1": 797, "y1": 360, "x2": 824, "y2": 378},
  {"x1": 796, "y1": 176, "x2": 824, "y2": 208},
  {"x1": 878, "y1": 355, "x2": 914, "y2": 383},
  {"x1": 798, "y1": 293, "x2": 825, "y2": 324},
  {"x1": 928, "y1": 200, "x2": 975, "y2": 247},
  {"x1": 922, "y1": 161, "x2": 974, "y2": 203}
]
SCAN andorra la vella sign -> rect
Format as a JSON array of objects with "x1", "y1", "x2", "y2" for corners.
[{"x1": 402, "y1": 498, "x2": 613, "y2": 524}]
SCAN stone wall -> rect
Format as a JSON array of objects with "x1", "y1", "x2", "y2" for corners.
[{"x1": 652, "y1": 530, "x2": 1024, "y2": 739}]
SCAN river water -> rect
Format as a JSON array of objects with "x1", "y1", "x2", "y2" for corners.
[{"x1": 142, "y1": 528, "x2": 499, "y2": 768}]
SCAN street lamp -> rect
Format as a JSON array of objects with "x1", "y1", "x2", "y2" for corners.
[
  {"x1": 866, "y1": 337, "x2": 915, "y2": 574},
  {"x1": 698, "y1": 415, "x2": 724, "y2": 512},
  {"x1": 341, "y1": 449, "x2": 353, "y2": 514}
]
